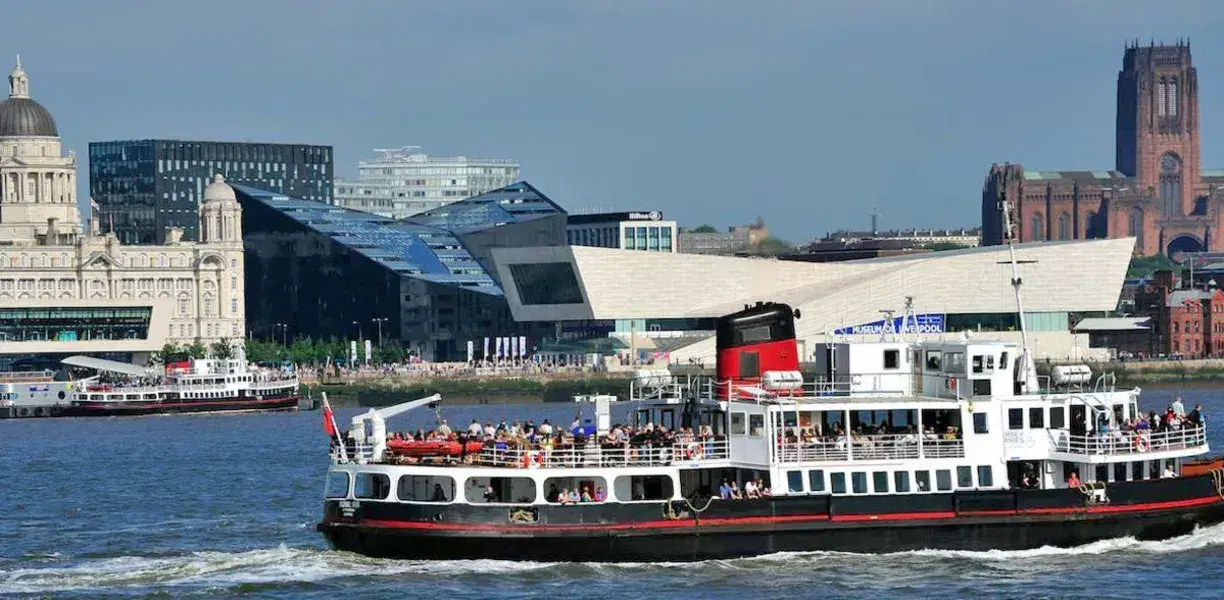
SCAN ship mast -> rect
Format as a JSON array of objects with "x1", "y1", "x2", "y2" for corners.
[{"x1": 998, "y1": 185, "x2": 1040, "y2": 392}]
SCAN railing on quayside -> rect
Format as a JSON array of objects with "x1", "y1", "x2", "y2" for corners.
[
  {"x1": 774, "y1": 434, "x2": 964, "y2": 463},
  {"x1": 332, "y1": 439, "x2": 731, "y2": 467},
  {"x1": 1050, "y1": 426, "x2": 1207, "y2": 456}
]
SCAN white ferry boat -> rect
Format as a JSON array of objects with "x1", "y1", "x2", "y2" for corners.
[
  {"x1": 0, "y1": 370, "x2": 77, "y2": 418},
  {"x1": 63, "y1": 356, "x2": 300, "y2": 417},
  {"x1": 316, "y1": 299, "x2": 1223, "y2": 561}
]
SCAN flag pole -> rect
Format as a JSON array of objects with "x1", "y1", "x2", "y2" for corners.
[{"x1": 323, "y1": 392, "x2": 348, "y2": 462}]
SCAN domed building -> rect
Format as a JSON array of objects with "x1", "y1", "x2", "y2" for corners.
[{"x1": 0, "y1": 58, "x2": 245, "y2": 369}]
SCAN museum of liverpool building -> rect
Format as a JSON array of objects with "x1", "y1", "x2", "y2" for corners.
[{"x1": 489, "y1": 237, "x2": 1135, "y2": 364}]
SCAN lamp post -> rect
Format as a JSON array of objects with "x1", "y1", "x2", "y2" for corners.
[
  {"x1": 273, "y1": 322, "x2": 289, "y2": 346},
  {"x1": 352, "y1": 320, "x2": 363, "y2": 341},
  {"x1": 371, "y1": 318, "x2": 388, "y2": 348}
]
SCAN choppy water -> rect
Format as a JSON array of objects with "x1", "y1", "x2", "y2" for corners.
[{"x1": 3, "y1": 388, "x2": 1224, "y2": 599}]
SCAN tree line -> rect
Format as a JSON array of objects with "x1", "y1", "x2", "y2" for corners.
[{"x1": 149, "y1": 337, "x2": 411, "y2": 366}]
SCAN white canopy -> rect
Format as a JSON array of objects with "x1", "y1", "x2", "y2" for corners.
[{"x1": 61, "y1": 355, "x2": 156, "y2": 377}]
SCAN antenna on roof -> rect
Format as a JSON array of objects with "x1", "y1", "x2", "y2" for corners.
[{"x1": 996, "y1": 179, "x2": 1039, "y2": 393}]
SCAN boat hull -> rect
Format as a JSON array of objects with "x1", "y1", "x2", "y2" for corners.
[
  {"x1": 318, "y1": 474, "x2": 1224, "y2": 561},
  {"x1": 61, "y1": 394, "x2": 300, "y2": 417}
]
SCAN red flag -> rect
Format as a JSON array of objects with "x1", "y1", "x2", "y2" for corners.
[{"x1": 323, "y1": 403, "x2": 336, "y2": 437}]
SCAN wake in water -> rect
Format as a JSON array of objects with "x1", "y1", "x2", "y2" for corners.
[{"x1": 6, "y1": 523, "x2": 1224, "y2": 595}]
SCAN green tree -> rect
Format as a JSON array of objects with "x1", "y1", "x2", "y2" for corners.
[
  {"x1": 243, "y1": 339, "x2": 279, "y2": 364},
  {"x1": 210, "y1": 338, "x2": 235, "y2": 359},
  {"x1": 1127, "y1": 254, "x2": 1178, "y2": 278},
  {"x1": 925, "y1": 242, "x2": 970, "y2": 252},
  {"x1": 149, "y1": 342, "x2": 182, "y2": 365},
  {"x1": 743, "y1": 236, "x2": 794, "y2": 257},
  {"x1": 689, "y1": 224, "x2": 718, "y2": 233},
  {"x1": 186, "y1": 339, "x2": 207, "y2": 359}
]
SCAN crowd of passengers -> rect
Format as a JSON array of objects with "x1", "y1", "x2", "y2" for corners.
[
  {"x1": 376, "y1": 414, "x2": 724, "y2": 464},
  {"x1": 777, "y1": 421, "x2": 962, "y2": 448},
  {"x1": 1092, "y1": 397, "x2": 1206, "y2": 444}
]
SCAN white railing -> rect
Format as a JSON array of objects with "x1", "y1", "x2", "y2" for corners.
[
  {"x1": 775, "y1": 434, "x2": 964, "y2": 463},
  {"x1": 334, "y1": 439, "x2": 731, "y2": 467},
  {"x1": 1052, "y1": 426, "x2": 1208, "y2": 456}
]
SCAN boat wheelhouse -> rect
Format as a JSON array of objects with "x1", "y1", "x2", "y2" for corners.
[
  {"x1": 63, "y1": 355, "x2": 299, "y2": 417},
  {"x1": 318, "y1": 301, "x2": 1224, "y2": 562}
]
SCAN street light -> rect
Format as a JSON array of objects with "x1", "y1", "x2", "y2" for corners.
[
  {"x1": 371, "y1": 318, "x2": 388, "y2": 348},
  {"x1": 352, "y1": 320, "x2": 363, "y2": 341},
  {"x1": 273, "y1": 322, "x2": 289, "y2": 346}
]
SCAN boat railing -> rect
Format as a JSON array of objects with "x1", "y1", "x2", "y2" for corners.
[
  {"x1": 335, "y1": 439, "x2": 731, "y2": 467},
  {"x1": 774, "y1": 434, "x2": 963, "y2": 463},
  {"x1": 1051, "y1": 426, "x2": 1207, "y2": 456}
]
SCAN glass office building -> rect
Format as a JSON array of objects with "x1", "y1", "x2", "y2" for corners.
[
  {"x1": 0, "y1": 306, "x2": 152, "y2": 342},
  {"x1": 237, "y1": 181, "x2": 565, "y2": 361},
  {"x1": 89, "y1": 140, "x2": 333, "y2": 244},
  {"x1": 566, "y1": 211, "x2": 678, "y2": 253}
]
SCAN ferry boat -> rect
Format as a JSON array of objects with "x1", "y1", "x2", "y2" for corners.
[
  {"x1": 316, "y1": 300, "x2": 1224, "y2": 561},
  {"x1": 62, "y1": 356, "x2": 300, "y2": 417},
  {"x1": 0, "y1": 370, "x2": 76, "y2": 419}
]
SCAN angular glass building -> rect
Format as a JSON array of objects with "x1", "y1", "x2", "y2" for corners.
[
  {"x1": 89, "y1": 140, "x2": 333, "y2": 244},
  {"x1": 237, "y1": 181, "x2": 566, "y2": 361}
]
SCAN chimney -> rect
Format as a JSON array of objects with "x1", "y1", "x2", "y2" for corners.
[
  {"x1": 44, "y1": 217, "x2": 58, "y2": 245},
  {"x1": 166, "y1": 227, "x2": 184, "y2": 244}
]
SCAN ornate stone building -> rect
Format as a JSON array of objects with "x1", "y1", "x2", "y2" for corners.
[
  {"x1": 982, "y1": 41, "x2": 1224, "y2": 256},
  {"x1": 0, "y1": 59, "x2": 244, "y2": 363}
]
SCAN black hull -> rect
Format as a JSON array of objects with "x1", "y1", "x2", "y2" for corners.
[
  {"x1": 61, "y1": 395, "x2": 300, "y2": 417},
  {"x1": 318, "y1": 474, "x2": 1224, "y2": 561}
]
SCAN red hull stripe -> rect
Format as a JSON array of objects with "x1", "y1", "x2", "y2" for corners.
[
  {"x1": 337, "y1": 495, "x2": 1222, "y2": 533},
  {"x1": 73, "y1": 396, "x2": 298, "y2": 411}
]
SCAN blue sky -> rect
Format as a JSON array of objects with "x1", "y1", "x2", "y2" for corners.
[{"x1": 10, "y1": 0, "x2": 1224, "y2": 242}]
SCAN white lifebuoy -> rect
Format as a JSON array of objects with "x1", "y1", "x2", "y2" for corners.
[
  {"x1": 685, "y1": 442, "x2": 703, "y2": 460},
  {"x1": 1134, "y1": 433, "x2": 1150, "y2": 453},
  {"x1": 528, "y1": 451, "x2": 543, "y2": 469}
]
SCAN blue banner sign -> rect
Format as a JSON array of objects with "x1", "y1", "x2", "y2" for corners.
[{"x1": 833, "y1": 314, "x2": 945, "y2": 335}]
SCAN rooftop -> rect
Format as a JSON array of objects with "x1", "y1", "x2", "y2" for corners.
[{"x1": 403, "y1": 181, "x2": 564, "y2": 235}]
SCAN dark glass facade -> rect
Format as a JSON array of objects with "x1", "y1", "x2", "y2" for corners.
[
  {"x1": 89, "y1": 140, "x2": 333, "y2": 244},
  {"x1": 236, "y1": 183, "x2": 564, "y2": 361},
  {"x1": 0, "y1": 307, "x2": 152, "y2": 342}
]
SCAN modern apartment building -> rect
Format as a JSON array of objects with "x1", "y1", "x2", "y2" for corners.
[
  {"x1": 89, "y1": 140, "x2": 333, "y2": 244},
  {"x1": 333, "y1": 147, "x2": 519, "y2": 219}
]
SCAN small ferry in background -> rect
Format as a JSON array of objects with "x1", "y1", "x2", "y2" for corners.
[
  {"x1": 0, "y1": 370, "x2": 76, "y2": 418},
  {"x1": 63, "y1": 355, "x2": 300, "y2": 417}
]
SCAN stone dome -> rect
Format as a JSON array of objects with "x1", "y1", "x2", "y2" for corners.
[
  {"x1": 203, "y1": 174, "x2": 237, "y2": 203},
  {"x1": 0, "y1": 97, "x2": 57, "y2": 137}
]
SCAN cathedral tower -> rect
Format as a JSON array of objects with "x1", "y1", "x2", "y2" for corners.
[{"x1": 1116, "y1": 40, "x2": 1200, "y2": 218}]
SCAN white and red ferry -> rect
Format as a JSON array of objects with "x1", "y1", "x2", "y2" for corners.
[{"x1": 64, "y1": 355, "x2": 299, "y2": 417}]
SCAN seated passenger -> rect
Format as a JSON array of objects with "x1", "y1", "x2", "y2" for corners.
[
  {"x1": 719, "y1": 479, "x2": 732, "y2": 500},
  {"x1": 744, "y1": 479, "x2": 760, "y2": 499},
  {"x1": 483, "y1": 484, "x2": 497, "y2": 503},
  {"x1": 581, "y1": 486, "x2": 593, "y2": 502},
  {"x1": 729, "y1": 481, "x2": 743, "y2": 500},
  {"x1": 431, "y1": 483, "x2": 448, "y2": 502},
  {"x1": 567, "y1": 488, "x2": 581, "y2": 503},
  {"x1": 546, "y1": 484, "x2": 561, "y2": 503},
  {"x1": 1066, "y1": 471, "x2": 1081, "y2": 488},
  {"x1": 756, "y1": 478, "x2": 772, "y2": 497},
  {"x1": 1163, "y1": 464, "x2": 1176, "y2": 478},
  {"x1": 594, "y1": 486, "x2": 607, "y2": 502}
]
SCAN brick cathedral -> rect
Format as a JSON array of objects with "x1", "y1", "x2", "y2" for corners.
[{"x1": 982, "y1": 40, "x2": 1224, "y2": 256}]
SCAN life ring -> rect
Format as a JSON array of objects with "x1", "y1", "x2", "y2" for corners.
[
  {"x1": 1134, "y1": 433, "x2": 1150, "y2": 453},
  {"x1": 18, "y1": 407, "x2": 30, "y2": 417},
  {"x1": 945, "y1": 377, "x2": 957, "y2": 391},
  {"x1": 685, "y1": 442, "x2": 703, "y2": 460},
  {"x1": 525, "y1": 451, "x2": 543, "y2": 469}
]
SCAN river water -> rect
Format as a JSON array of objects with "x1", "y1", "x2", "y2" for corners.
[{"x1": 3, "y1": 388, "x2": 1224, "y2": 599}]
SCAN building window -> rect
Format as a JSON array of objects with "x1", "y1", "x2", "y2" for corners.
[
  {"x1": 1159, "y1": 153, "x2": 1182, "y2": 217},
  {"x1": 1057, "y1": 212, "x2": 1071, "y2": 241},
  {"x1": 1128, "y1": 207, "x2": 1144, "y2": 253},
  {"x1": 1158, "y1": 77, "x2": 1168, "y2": 116},
  {"x1": 1030, "y1": 212, "x2": 1044, "y2": 240}
]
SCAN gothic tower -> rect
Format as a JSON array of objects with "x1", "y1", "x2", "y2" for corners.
[{"x1": 1116, "y1": 40, "x2": 1200, "y2": 218}]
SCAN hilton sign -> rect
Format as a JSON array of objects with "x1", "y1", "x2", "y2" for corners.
[{"x1": 627, "y1": 211, "x2": 662, "y2": 221}]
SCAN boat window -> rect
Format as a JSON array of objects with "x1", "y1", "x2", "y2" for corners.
[
  {"x1": 850, "y1": 472, "x2": 867, "y2": 494},
  {"x1": 748, "y1": 414, "x2": 765, "y2": 437},
  {"x1": 999, "y1": 351, "x2": 1009, "y2": 369},
  {"x1": 830, "y1": 472, "x2": 847, "y2": 494},
  {"x1": 943, "y1": 352, "x2": 965, "y2": 374},
  {"x1": 466, "y1": 476, "x2": 536, "y2": 504},
  {"x1": 787, "y1": 471, "x2": 804, "y2": 494},
  {"x1": 915, "y1": 470, "x2": 931, "y2": 492},
  {"x1": 872, "y1": 471, "x2": 889, "y2": 494},
  {"x1": 925, "y1": 350, "x2": 942, "y2": 371},
  {"x1": 324, "y1": 471, "x2": 350, "y2": 499},
  {"x1": 731, "y1": 412, "x2": 746, "y2": 435},
  {"x1": 1095, "y1": 464, "x2": 1109, "y2": 483},
  {"x1": 1050, "y1": 407, "x2": 1066, "y2": 429},
  {"x1": 972, "y1": 413, "x2": 988, "y2": 434},
  {"x1": 1007, "y1": 408, "x2": 1023, "y2": 430},
  {"x1": 986, "y1": 355, "x2": 995, "y2": 370},
  {"x1": 808, "y1": 469, "x2": 825, "y2": 493},
  {"x1": 614, "y1": 475, "x2": 673, "y2": 502},
  {"x1": 543, "y1": 476, "x2": 608, "y2": 503},
  {"x1": 1165, "y1": 459, "x2": 1177, "y2": 477},
  {"x1": 1114, "y1": 463, "x2": 1128, "y2": 482},
  {"x1": 894, "y1": 471, "x2": 911, "y2": 493},
  {"x1": 1132, "y1": 461, "x2": 1146, "y2": 481},
  {"x1": 956, "y1": 466, "x2": 973, "y2": 488},
  {"x1": 971, "y1": 355, "x2": 984, "y2": 374},
  {"x1": 397, "y1": 475, "x2": 456, "y2": 503},
  {"x1": 1113, "y1": 404, "x2": 1124, "y2": 424},
  {"x1": 1029, "y1": 407, "x2": 1044, "y2": 429},
  {"x1": 883, "y1": 349, "x2": 900, "y2": 370},
  {"x1": 354, "y1": 472, "x2": 391, "y2": 500},
  {"x1": 976, "y1": 466, "x2": 993, "y2": 488},
  {"x1": 1150, "y1": 460, "x2": 1162, "y2": 479},
  {"x1": 935, "y1": 469, "x2": 952, "y2": 491}
]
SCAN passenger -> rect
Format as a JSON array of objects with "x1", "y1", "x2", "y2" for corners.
[
  {"x1": 744, "y1": 479, "x2": 760, "y2": 499},
  {"x1": 467, "y1": 419, "x2": 482, "y2": 436},
  {"x1": 539, "y1": 419, "x2": 554, "y2": 436},
  {"x1": 431, "y1": 483, "x2": 448, "y2": 502},
  {"x1": 594, "y1": 486, "x2": 607, "y2": 502},
  {"x1": 756, "y1": 478, "x2": 772, "y2": 497},
  {"x1": 1163, "y1": 464, "x2": 1176, "y2": 479},
  {"x1": 483, "y1": 484, "x2": 497, "y2": 503},
  {"x1": 581, "y1": 486, "x2": 593, "y2": 502},
  {"x1": 1189, "y1": 404, "x2": 1205, "y2": 427},
  {"x1": 1066, "y1": 471, "x2": 1081, "y2": 488},
  {"x1": 719, "y1": 479, "x2": 733, "y2": 500},
  {"x1": 557, "y1": 488, "x2": 571, "y2": 504},
  {"x1": 546, "y1": 484, "x2": 561, "y2": 503},
  {"x1": 438, "y1": 419, "x2": 452, "y2": 436},
  {"x1": 1172, "y1": 395, "x2": 1186, "y2": 418},
  {"x1": 729, "y1": 481, "x2": 743, "y2": 500},
  {"x1": 567, "y1": 488, "x2": 581, "y2": 503}
]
